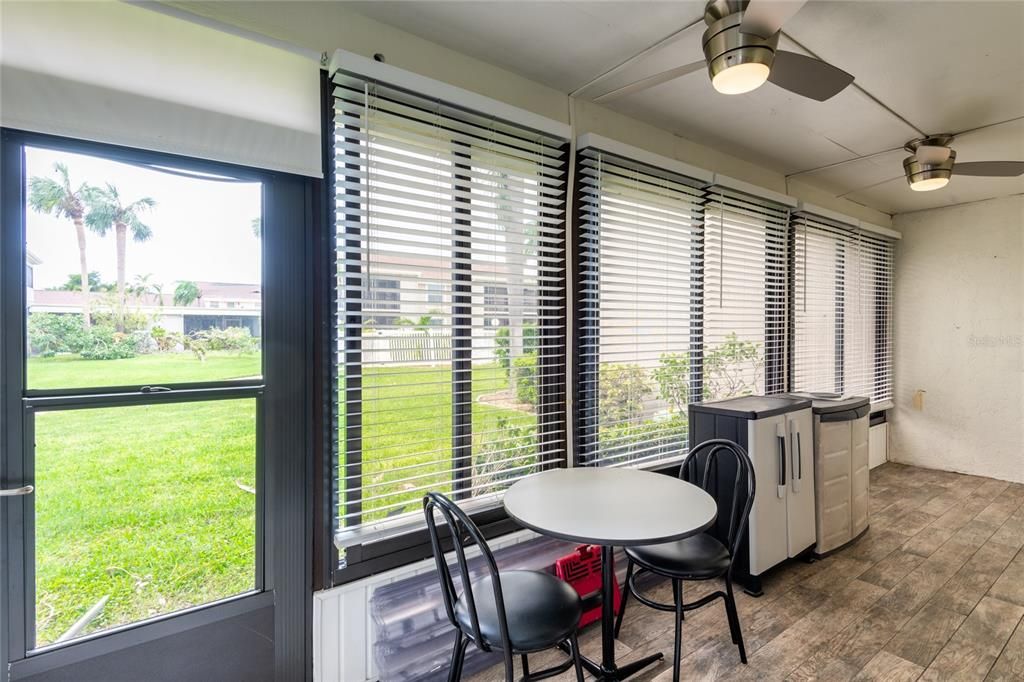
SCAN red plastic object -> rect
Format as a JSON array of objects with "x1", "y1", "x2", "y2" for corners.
[{"x1": 554, "y1": 545, "x2": 620, "y2": 627}]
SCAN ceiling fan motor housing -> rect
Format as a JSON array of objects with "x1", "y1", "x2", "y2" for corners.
[
  {"x1": 702, "y1": 7, "x2": 778, "y2": 82},
  {"x1": 903, "y1": 150, "x2": 956, "y2": 188},
  {"x1": 903, "y1": 136, "x2": 956, "y2": 188}
]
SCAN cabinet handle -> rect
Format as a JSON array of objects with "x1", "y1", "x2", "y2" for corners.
[
  {"x1": 777, "y1": 435, "x2": 786, "y2": 499},
  {"x1": 796, "y1": 431, "x2": 802, "y2": 480}
]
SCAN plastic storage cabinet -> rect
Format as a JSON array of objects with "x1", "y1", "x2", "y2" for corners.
[
  {"x1": 785, "y1": 394, "x2": 871, "y2": 555},
  {"x1": 689, "y1": 396, "x2": 816, "y2": 596}
]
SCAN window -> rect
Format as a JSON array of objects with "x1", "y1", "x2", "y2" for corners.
[
  {"x1": 426, "y1": 283, "x2": 444, "y2": 304},
  {"x1": 703, "y1": 189, "x2": 789, "y2": 399},
  {"x1": 331, "y1": 69, "x2": 568, "y2": 546},
  {"x1": 576, "y1": 149, "x2": 704, "y2": 468},
  {"x1": 483, "y1": 284, "x2": 510, "y2": 326},
  {"x1": 366, "y1": 277, "x2": 401, "y2": 311},
  {"x1": 792, "y1": 213, "x2": 895, "y2": 403},
  {"x1": 577, "y1": 147, "x2": 793, "y2": 470}
]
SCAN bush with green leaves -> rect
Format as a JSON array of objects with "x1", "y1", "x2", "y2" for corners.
[
  {"x1": 512, "y1": 354, "x2": 538, "y2": 405},
  {"x1": 78, "y1": 327, "x2": 144, "y2": 360},
  {"x1": 28, "y1": 313, "x2": 89, "y2": 357},
  {"x1": 599, "y1": 363, "x2": 652, "y2": 425},
  {"x1": 653, "y1": 352, "x2": 691, "y2": 414},
  {"x1": 494, "y1": 324, "x2": 539, "y2": 375},
  {"x1": 597, "y1": 416, "x2": 688, "y2": 466},
  {"x1": 204, "y1": 326, "x2": 260, "y2": 353},
  {"x1": 704, "y1": 333, "x2": 764, "y2": 400},
  {"x1": 474, "y1": 415, "x2": 537, "y2": 491}
]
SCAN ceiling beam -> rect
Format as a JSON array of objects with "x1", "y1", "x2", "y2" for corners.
[
  {"x1": 779, "y1": 31, "x2": 927, "y2": 139},
  {"x1": 568, "y1": 13, "x2": 705, "y2": 98}
]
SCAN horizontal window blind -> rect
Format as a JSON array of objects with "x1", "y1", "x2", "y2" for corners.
[
  {"x1": 577, "y1": 149, "x2": 704, "y2": 468},
  {"x1": 792, "y1": 213, "x2": 894, "y2": 403},
  {"x1": 333, "y1": 70, "x2": 568, "y2": 535},
  {"x1": 703, "y1": 188, "x2": 789, "y2": 399}
]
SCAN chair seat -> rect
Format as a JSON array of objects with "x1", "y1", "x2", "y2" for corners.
[
  {"x1": 625, "y1": 533, "x2": 731, "y2": 579},
  {"x1": 454, "y1": 569, "x2": 582, "y2": 652}
]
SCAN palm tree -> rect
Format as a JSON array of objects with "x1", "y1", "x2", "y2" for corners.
[
  {"x1": 54, "y1": 271, "x2": 104, "y2": 292},
  {"x1": 173, "y1": 281, "x2": 202, "y2": 307},
  {"x1": 130, "y1": 273, "x2": 163, "y2": 305},
  {"x1": 84, "y1": 184, "x2": 156, "y2": 321},
  {"x1": 28, "y1": 163, "x2": 94, "y2": 328}
]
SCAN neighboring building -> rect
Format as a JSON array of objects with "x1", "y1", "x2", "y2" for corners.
[
  {"x1": 28, "y1": 281, "x2": 262, "y2": 337},
  {"x1": 26, "y1": 250, "x2": 41, "y2": 305}
]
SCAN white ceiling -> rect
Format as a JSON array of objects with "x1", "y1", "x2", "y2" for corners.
[
  {"x1": 345, "y1": 0, "x2": 1024, "y2": 215},
  {"x1": 170, "y1": 0, "x2": 1024, "y2": 215}
]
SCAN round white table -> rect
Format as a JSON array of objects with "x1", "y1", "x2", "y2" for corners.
[{"x1": 504, "y1": 467, "x2": 717, "y2": 681}]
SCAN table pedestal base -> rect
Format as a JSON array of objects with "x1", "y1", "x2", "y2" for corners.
[{"x1": 571, "y1": 545, "x2": 667, "y2": 680}]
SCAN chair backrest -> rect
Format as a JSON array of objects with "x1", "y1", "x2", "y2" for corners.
[
  {"x1": 679, "y1": 438, "x2": 756, "y2": 563},
  {"x1": 423, "y1": 492, "x2": 511, "y2": 654}
]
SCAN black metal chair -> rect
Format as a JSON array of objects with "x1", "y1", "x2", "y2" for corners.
[
  {"x1": 423, "y1": 492, "x2": 585, "y2": 682},
  {"x1": 612, "y1": 439, "x2": 755, "y2": 682}
]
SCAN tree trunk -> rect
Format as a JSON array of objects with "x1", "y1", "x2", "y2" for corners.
[
  {"x1": 115, "y1": 222, "x2": 127, "y2": 332},
  {"x1": 72, "y1": 215, "x2": 91, "y2": 330}
]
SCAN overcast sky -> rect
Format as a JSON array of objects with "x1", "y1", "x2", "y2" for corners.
[{"x1": 25, "y1": 146, "x2": 261, "y2": 290}]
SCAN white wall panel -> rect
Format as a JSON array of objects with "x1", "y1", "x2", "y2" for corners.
[{"x1": 0, "y1": 1, "x2": 321, "y2": 176}]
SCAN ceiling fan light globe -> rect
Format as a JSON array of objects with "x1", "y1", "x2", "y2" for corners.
[
  {"x1": 909, "y1": 177, "x2": 949, "y2": 192},
  {"x1": 712, "y1": 62, "x2": 771, "y2": 94}
]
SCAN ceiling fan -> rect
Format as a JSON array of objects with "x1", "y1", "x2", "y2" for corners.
[
  {"x1": 902, "y1": 135, "x2": 1024, "y2": 191},
  {"x1": 594, "y1": 0, "x2": 855, "y2": 103}
]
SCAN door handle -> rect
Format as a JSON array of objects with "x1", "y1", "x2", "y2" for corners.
[{"x1": 0, "y1": 485, "x2": 33, "y2": 497}]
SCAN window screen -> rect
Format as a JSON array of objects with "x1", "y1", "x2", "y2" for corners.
[
  {"x1": 792, "y1": 213, "x2": 895, "y2": 403},
  {"x1": 331, "y1": 70, "x2": 568, "y2": 537}
]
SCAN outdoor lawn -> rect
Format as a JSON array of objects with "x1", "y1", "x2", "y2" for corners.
[{"x1": 29, "y1": 353, "x2": 528, "y2": 646}]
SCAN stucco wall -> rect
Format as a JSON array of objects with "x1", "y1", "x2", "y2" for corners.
[{"x1": 891, "y1": 195, "x2": 1024, "y2": 483}]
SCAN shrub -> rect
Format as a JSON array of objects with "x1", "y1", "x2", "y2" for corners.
[
  {"x1": 149, "y1": 326, "x2": 178, "y2": 352},
  {"x1": 495, "y1": 324, "x2": 538, "y2": 376},
  {"x1": 597, "y1": 416, "x2": 688, "y2": 466},
  {"x1": 512, "y1": 355, "x2": 537, "y2": 405},
  {"x1": 704, "y1": 333, "x2": 764, "y2": 400},
  {"x1": 599, "y1": 363, "x2": 651, "y2": 425},
  {"x1": 78, "y1": 327, "x2": 143, "y2": 360},
  {"x1": 92, "y1": 310, "x2": 151, "y2": 335},
  {"x1": 653, "y1": 352, "x2": 691, "y2": 414},
  {"x1": 474, "y1": 416, "x2": 537, "y2": 491},
  {"x1": 204, "y1": 326, "x2": 259, "y2": 353},
  {"x1": 28, "y1": 313, "x2": 89, "y2": 356}
]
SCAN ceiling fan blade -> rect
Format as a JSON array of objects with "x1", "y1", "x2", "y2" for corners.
[
  {"x1": 768, "y1": 50, "x2": 854, "y2": 101},
  {"x1": 740, "y1": 0, "x2": 808, "y2": 38},
  {"x1": 915, "y1": 145, "x2": 952, "y2": 164},
  {"x1": 953, "y1": 161, "x2": 1024, "y2": 177},
  {"x1": 593, "y1": 60, "x2": 705, "y2": 103}
]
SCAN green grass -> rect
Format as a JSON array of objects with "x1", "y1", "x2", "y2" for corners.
[
  {"x1": 28, "y1": 352, "x2": 261, "y2": 390},
  {"x1": 34, "y1": 398, "x2": 257, "y2": 646},
  {"x1": 27, "y1": 352, "x2": 531, "y2": 645},
  {"x1": 351, "y1": 364, "x2": 537, "y2": 524}
]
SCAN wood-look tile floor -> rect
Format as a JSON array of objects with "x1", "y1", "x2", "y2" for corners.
[{"x1": 467, "y1": 463, "x2": 1024, "y2": 681}]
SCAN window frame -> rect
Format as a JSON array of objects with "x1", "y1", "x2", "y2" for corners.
[
  {"x1": 790, "y1": 213, "x2": 895, "y2": 405},
  {"x1": 323, "y1": 72, "x2": 570, "y2": 586}
]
